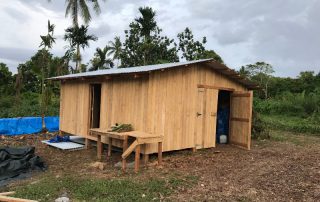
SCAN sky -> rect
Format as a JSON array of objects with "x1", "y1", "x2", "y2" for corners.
[{"x1": 0, "y1": 0, "x2": 319, "y2": 77}]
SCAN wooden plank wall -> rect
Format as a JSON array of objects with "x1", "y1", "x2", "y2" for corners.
[
  {"x1": 145, "y1": 66, "x2": 198, "y2": 153},
  {"x1": 99, "y1": 77, "x2": 149, "y2": 149},
  {"x1": 60, "y1": 81, "x2": 90, "y2": 138},
  {"x1": 59, "y1": 63, "x2": 251, "y2": 154}
]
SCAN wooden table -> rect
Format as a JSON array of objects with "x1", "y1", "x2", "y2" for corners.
[{"x1": 90, "y1": 129, "x2": 163, "y2": 172}]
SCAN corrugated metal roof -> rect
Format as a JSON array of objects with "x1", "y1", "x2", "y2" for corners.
[{"x1": 48, "y1": 59, "x2": 259, "y2": 89}]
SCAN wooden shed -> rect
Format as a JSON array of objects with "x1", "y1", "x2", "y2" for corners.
[{"x1": 50, "y1": 59, "x2": 258, "y2": 154}]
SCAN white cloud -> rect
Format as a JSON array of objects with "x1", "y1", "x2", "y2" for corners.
[{"x1": 0, "y1": 0, "x2": 319, "y2": 77}]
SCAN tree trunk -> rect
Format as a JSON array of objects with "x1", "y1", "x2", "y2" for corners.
[{"x1": 76, "y1": 44, "x2": 80, "y2": 72}]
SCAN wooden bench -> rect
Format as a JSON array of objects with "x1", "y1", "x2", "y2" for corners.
[{"x1": 90, "y1": 129, "x2": 163, "y2": 172}]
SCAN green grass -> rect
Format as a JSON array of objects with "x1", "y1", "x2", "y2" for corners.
[
  {"x1": 268, "y1": 130, "x2": 320, "y2": 146},
  {"x1": 12, "y1": 174, "x2": 198, "y2": 201},
  {"x1": 260, "y1": 114, "x2": 320, "y2": 135}
]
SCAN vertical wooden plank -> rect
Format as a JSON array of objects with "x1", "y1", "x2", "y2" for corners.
[
  {"x1": 247, "y1": 90, "x2": 253, "y2": 150},
  {"x1": 107, "y1": 138, "x2": 112, "y2": 157},
  {"x1": 204, "y1": 89, "x2": 218, "y2": 148},
  {"x1": 195, "y1": 87, "x2": 205, "y2": 149},
  {"x1": 122, "y1": 136, "x2": 128, "y2": 171},
  {"x1": 158, "y1": 142, "x2": 162, "y2": 165},
  {"x1": 97, "y1": 135, "x2": 102, "y2": 160},
  {"x1": 135, "y1": 145, "x2": 141, "y2": 173}
]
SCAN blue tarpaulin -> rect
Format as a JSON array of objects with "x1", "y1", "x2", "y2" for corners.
[{"x1": 0, "y1": 117, "x2": 59, "y2": 136}]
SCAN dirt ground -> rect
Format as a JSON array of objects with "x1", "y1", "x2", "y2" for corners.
[{"x1": 1, "y1": 131, "x2": 320, "y2": 201}]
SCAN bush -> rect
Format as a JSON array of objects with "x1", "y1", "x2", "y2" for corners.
[
  {"x1": 254, "y1": 91, "x2": 320, "y2": 118},
  {"x1": 0, "y1": 92, "x2": 60, "y2": 118},
  {"x1": 251, "y1": 111, "x2": 270, "y2": 140}
]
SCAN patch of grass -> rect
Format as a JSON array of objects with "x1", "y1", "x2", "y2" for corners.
[
  {"x1": 13, "y1": 173, "x2": 198, "y2": 201},
  {"x1": 269, "y1": 130, "x2": 320, "y2": 146},
  {"x1": 260, "y1": 114, "x2": 320, "y2": 135}
]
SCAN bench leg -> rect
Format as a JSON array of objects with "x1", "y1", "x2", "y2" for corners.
[
  {"x1": 143, "y1": 154, "x2": 149, "y2": 166},
  {"x1": 97, "y1": 135, "x2": 102, "y2": 161},
  {"x1": 107, "y1": 137, "x2": 112, "y2": 158},
  {"x1": 134, "y1": 145, "x2": 141, "y2": 173},
  {"x1": 85, "y1": 138, "x2": 91, "y2": 149},
  {"x1": 122, "y1": 137, "x2": 128, "y2": 172},
  {"x1": 158, "y1": 142, "x2": 162, "y2": 166}
]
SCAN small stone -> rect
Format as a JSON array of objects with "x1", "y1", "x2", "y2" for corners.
[
  {"x1": 201, "y1": 184, "x2": 205, "y2": 187},
  {"x1": 55, "y1": 196, "x2": 70, "y2": 202},
  {"x1": 142, "y1": 194, "x2": 146, "y2": 198}
]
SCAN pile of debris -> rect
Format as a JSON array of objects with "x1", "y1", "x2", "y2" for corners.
[{"x1": 0, "y1": 146, "x2": 46, "y2": 186}]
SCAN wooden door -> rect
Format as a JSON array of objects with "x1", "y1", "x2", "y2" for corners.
[
  {"x1": 195, "y1": 88, "x2": 218, "y2": 149},
  {"x1": 229, "y1": 91, "x2": 253, "y2": 149}
]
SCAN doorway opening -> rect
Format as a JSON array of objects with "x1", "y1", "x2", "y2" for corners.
[
  {"x1": 216, "y1": 90, "x2": 231, "y2": 144},
  {"x1": 90, "y1": 84, "x2": 101, "y2": 129}
]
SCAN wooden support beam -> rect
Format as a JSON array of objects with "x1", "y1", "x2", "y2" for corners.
[
  {"x1": 122, "y1": 137, "x2": 128, "y2": 172},
  {"x1": 158, "y1": 142, "x2": 162, "y2": 166},
  {"x1": 135, "y1": 145, "x2": 141, "y2": 173},
  {"x1": 97, "y1": 135, "x2": 102, "y2": 161},
  {"x1": 197, "y1": 84, "x2": 235, "y2": 92},
  {"x1": 107, "y1": 137, "x2": 112, "y2": 157},
  {"x1": 122, "y1": 140, "x2": 139, "y2": 159},
  {"x1": 143, "y1": 154, "x2": 149, "y2": 166},
  {"x1": 231, "y1": 117, "x2": 250, "y2": 122},
  {"x1": 85, "y1": 138, "x2": 91, "y2": 149},
  {"x1": 231, "y1": 93, "x2": 250, "y2": 97}
]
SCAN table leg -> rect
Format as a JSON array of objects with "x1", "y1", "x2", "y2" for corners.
[
  {"x1": 143, "y1": 154, "x2": 149, "y2": 166},
  {"x1": 134, "y1": 145, "x2": 141, "y2": 173},
  {"x1": 122, "y1": 137, "x2": 128, "y2": 172},
  {"x1": 85, "y1": 138, "x2": 91, "y2": 149},
  {"x1": 158, "y1": 142, "x2": 162, "y2": 166},
  {"x1": 107, "y1": 137, "x2": 112, "y2": 157},
  {"x1": 97, "y1": 135, "x2": 102, "y2": 160}
]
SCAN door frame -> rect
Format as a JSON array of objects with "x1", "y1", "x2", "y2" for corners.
[
  {"x1": 88, "y1": 83, "x2": 102, "y2": 132},
  {"x1": 195, "y1": 84, "x2": 235, "y2": 149}
]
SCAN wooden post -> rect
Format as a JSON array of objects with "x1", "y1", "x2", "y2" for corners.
[
  {"x1": 158, "y1": 142, "x2": 162, "y2": 166},
  {"x1": 85, "y1": 138, "x2": 91, "y2": 149},
  {"x1": 107, "y1": 137, "x2": 112, "y2": 157},
  {"x1": 134, "y1": 145, "x2": 141, "y2": 173},
  {"x1": 143, "y1": 154, "x2": 149, "y2": 166},
  {"x1": 122, "y1": 136, "x2": 128, "y2": 172},
  {"x1": 192, "y1": 147, "x2": 197, "y2": 152},
  {"x1": 97, "y1": 135, "x2": 102, "y2": 161}
]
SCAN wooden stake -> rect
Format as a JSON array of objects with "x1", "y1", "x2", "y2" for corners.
[
  {"x1": 134, "y1": 145, "x2": 141, "y2": 173},
  {"x1": 85, "y1": 138, "x2": 91, "y2": 149},
  {"x1": 122, "y1": 137, "x2": 128, "y2": 172},
  {"x1": 97, "y1": 135, "x2": 102, "y2": 161},
  {"x1": 143, "y1": 154, "x2": 149, "y2": 166},
  {"x1": 107, "y1": 137, "x2": 112, "y2": 157},
  {"x1": 158, "y1": 142, "x2": 162, "y2": 166}
]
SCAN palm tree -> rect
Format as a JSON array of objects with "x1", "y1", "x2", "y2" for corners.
[
  {"x1": 135, "y1": 7, "x2": 157, "y2": 65},
  {"x1": 65, "y1": 0, "x2": 105, "y2": 26},
  {"x1": 39, "y1": 20, "x2": 56, "y2": 131},
  {"x1": 64, "y1": 25, "x2": 98, "y2": 72},
  {"x1": 90, "y1": 46, "x2": 113, "y2": 71},
  {"x1": 48, "y1": 0, "x2": 105, "y2": 71},
  {"x1": 135, "y1": 7, "x2": 157, "y2": 39},
  {"x1": 47, "y1": 0, "x2": 105, "y2": 26},
  {"x1": 108, "y1": 36, "x2": 122, "y2": 67}
]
